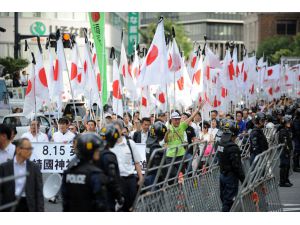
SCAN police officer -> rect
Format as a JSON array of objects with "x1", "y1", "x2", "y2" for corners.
[
  {"x1": 278, "y1": 115, "x2": 293, "y2": 187},
  {"x1": 217, "y1": 120, "x2": 245, "y2": 212},
  {"x1": 144, "y1": 121, "x2": 167, "y2": 187},
  {"x1": 249, "y1": 112, "x2": 269, "y2": 164},
  {"x1": 61, "y1": 133, "x2": 109, "y2": 212},
  {"x1": 292, "y1": 108, "x2": 300, "y2": 172},
  {"x1": 98, "y1": 125, "x2": 125, "y2": 211}
]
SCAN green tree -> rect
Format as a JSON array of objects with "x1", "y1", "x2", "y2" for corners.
[
  {"x1": 0, "y1": 57, "x2": 29, "y2": 75},
  {"x1": 257, "y1": 33, "x2": 300, "y2": 64},
  {"x1": 140, "y1": 18, "x2": 192, "y2": 58}
]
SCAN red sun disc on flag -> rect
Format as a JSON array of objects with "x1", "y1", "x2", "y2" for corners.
[
  {"x1": 112, "y1": 80, "x2": 122, "y2": 99},
  {"x1": 146, "y1": 45, "x2": 158, "y2": 66},
  {"x1": 71, "y1": 63, "x2": 77, "y2": 80},
  {"x1": 39, "y1": 68, "x2": 48, "y2": 87},
  {"x1": 91, "y1": 12, "x2": 100, "y2": 22},
  {"x1": 193, "y1": 70, "x2": 201, "y2": 85},
  {"x1": 267, "y1": 69, "x2": 273, "y2": 76},
  {"x1": 168, "y1": 54, "x2": 172, "y2": 69},
  {"x1": 142, "y1": 97, "x2": 147, "y2": 107},
  {"x1": 191, "y1": 56, "x2": 197, "y2": 68},
  {"x1": 54, "y1": 59, "x2": 59, "y2": 81},
  {"x1": 92, "y1": 54, "x2": 96, "y2": 65},
  {"x1": 177, "y1": 76, "x2": 184, "y2": 90},
  {"x1": 84, "y1": 61, "x2": 87, "y2": 74},
  {"x1": 97, "y1": 73, "x2": 101, "y2": 92},
  {"x1": 158, "y1": 92, "x2": 166, "y2": 104},
  {"x1": 77, "y1": 73, "x2": 82, "y2": 83},
  {"x1": 25, "y1": 80, "x2": 32, "y2": 95}
]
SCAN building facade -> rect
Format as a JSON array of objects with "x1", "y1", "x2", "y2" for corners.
[
  {"x1": 140, "y1": 12, "x2": 245, "y2": 60},
  {"x1": 0, "y1": 12, "x2": 128, "y2": 85},
  {"x1": 244, "y1": 12, "x2": 300, "y2": 53}
]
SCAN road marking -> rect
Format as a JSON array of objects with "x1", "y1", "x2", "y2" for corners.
[
  {"x1": 283, "y1": 208, "x2": 300, "y2": 212},
  {"x1": 282, "y1": 203, "x2": 300, "y2": 207}
]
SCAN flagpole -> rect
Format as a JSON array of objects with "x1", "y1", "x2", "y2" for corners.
[{"x1": 56, "y1": 31, "x2": 79, "y2": 129}]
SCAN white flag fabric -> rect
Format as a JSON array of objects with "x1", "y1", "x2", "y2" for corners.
[
  {"x1": 83, "y1": 43, "x2": 101, "y2": 109},
  {"x1": 23, "y1": 64, "x2": 36, "y2": 118},
  {"x1": 112, "y1": 59, "x2": 123, "y2": 118},
  {"x1": 34, "y1": 50, "x2": 50, "y2": 106},
  {"x1": 140, "y1": 86, "x2": 151, "y2": 118},
  {"x1": 266, "y1": 64, "x2": 281, "y2": 80},
  {"x1": 70, "y1": 44, "x2": 84, "y2": 97},
  {"x1": 137, "y1": 20, "x2": 171, "y2": 87}
]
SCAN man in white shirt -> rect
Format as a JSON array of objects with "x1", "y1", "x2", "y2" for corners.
[
  {"x1": 0, "y1": 124, "x2": 15, "y2": 164},
  {"x1": 110, "y1": 120, "x2": 143, "y2": 211},
  {"x1": 21, "y1": 120, "x2": 49, "y2": 142},
  {"x1": 52, "y1": 117, "x2": 75, "y2": 143}
]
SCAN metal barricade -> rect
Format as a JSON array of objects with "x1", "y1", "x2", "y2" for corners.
[
  {"x1": 133, "y1": 142, "x2": 222, "y2": 212},
  {"x1": 231, "y1": 145, "x2": 283, "y2": 212},
  {"x1": 0, "y1": 172, "x2": 28, "y2": 211}
]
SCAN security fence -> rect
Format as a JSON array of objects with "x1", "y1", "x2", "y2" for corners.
[
  {"x1": 0, "y1": 172, "x2": 28, "y2": 211},
  {"x1": 134, "y1": 129, "x2": 283, "y2": 212}
]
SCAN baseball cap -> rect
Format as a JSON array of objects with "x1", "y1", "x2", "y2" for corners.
[
  {"x1": 171, "y1": 111, "x2": 181, "y2": 119},
  {"x1": 104, "y1": 113, "x2": 112, "y2": 118}
]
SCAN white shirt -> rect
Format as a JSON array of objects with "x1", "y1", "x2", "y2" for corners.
[
  {"x1": 141, "y1": 131, "x2": 148, "y2": 144},
  {"x1": 199, "y1": 132, "x2": 211, "y2": 143},
  {"x1": 0, "y1": 143, "x2": 15, "y2": 164},
  {"x1": 208, "y1": 127, "x2": 219, "y2": 140},
  {"x1": 13, "y1": 157, "x2": 27, "y2": 197},
  {"x1": 21, "y1": 131, "x2": 49, "y2": 143},
  {"x1": 111, "y1": 137, "x2": 142, "y2": 177},
  {"x1": 192, "y1": 122, "x2": 201, "y2": 138},
  {"x1": 266, "y1": 122, "x2": 275, "y2": 129},
  {"x1": 52, "y1": 130, "x2": 75, "y2": 143}
]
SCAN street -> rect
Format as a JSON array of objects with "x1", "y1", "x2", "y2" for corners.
[{"x1": 44, "y1": 171, "x2": 300, "y2": 212}]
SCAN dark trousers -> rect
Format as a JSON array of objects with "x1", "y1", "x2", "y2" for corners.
[
  {"x1": 15, "y1": 197, "x2": 29, "y2": 212},
  {"x1": 220, "y1": 173, "x2": 239, "y2": 212},
  {"x1": 120, "y1": 175, "x2": 137, "y2": 212}
]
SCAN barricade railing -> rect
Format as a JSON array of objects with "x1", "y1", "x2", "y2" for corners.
[
  {"x1": 0, "y1": 172, "x2": 28, "y2": 211},
  {"x1": 133, "y1": 141, "x2": 222, "y2": 212},
  {"x1": 231, "y1": 144, "x2": 283, "y2": 212}
]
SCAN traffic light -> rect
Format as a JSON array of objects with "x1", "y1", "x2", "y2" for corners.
[{"x1": 62, "y1": 33, "x2": 72, "y2": 48}]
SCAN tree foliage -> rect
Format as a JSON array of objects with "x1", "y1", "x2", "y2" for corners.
[
  {"x1": 0, "y1": 57, "x2": 29, "y2": 75},
  {"x1": 140, "y1": 18, "x2": 193, "y2": 58},
  {"x1": 257, "y1": 33, "x2": 300, "y2": 64}
]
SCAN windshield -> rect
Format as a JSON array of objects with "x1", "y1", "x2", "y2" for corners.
[
  {"x1": 3, "y1": 116, "x2": 30, "y2": 126},
  {"x1": 63, "y1": 103, "x2": 86, "y2": 120}
]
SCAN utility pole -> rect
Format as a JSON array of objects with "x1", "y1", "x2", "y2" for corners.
[{"x1": 14, "y1": 12, "x2": 19, "y2": 59}]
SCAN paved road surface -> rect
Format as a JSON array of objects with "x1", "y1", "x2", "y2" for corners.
[
  {"x1": 279, "y1": 171, "x2": 300, "y2": 212},
  {"x1": 44, "y1": 171, "x2": 300, "y2": 212}
]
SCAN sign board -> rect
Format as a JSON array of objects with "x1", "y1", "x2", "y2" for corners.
[
  {"x1": 127, "y1": 12, "x2": 139, "y2": 55},
  {"x1": 30, "y1": 143, "x2": 75, "y2": 173}
]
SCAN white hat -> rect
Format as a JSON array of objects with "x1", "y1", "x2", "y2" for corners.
[
  {"x1": 171, "y1": 112, "x2": 181, "y2": 119},
  {"x1": 104, "y1": 113, "x2": 112, "y2": 118}
]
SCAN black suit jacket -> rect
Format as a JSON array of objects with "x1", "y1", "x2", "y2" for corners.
[
  {"x1": 0, "y1": 159, "x2": 44, "y2": 212},
  {"x1": 133, "y1": 131, "x2": 149, "y2": 143}
]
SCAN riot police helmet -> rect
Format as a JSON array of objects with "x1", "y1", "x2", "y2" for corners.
[
  {"x1": 77, "y1": 133, "x2": 106, "y2": 161},
  {"x1": 146, "y1": 121, "x2": 167, "y2": 146},
  {"x1": 254, "y1": 112, "x2": 266, "y2": 124},
  {"x1": 99, "y1": 124, "x2": 120, "y2": 148},
  {"x1": 282, "y1": 115, "x2": 292, "y2": 125},
  {"x1": 222, "y1": 119, "x2": 239, "y2": 137}
]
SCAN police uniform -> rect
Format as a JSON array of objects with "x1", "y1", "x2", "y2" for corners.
[
  {"x1": 217, "y1": 121, "x2": 245, "y2": 212},
  {"x1": 144, "y1": 122, "x2": 167, "y2": 187},
  {"x1": 62, "y1": 161, "x2": 108, "y2": 211},
  {"x1": 249, "y1": 127, "x2": 268, "y2": 164},
  {"x1": 97, "y1": 149, "x2": 123, "y2": 211},
  {"x1": 278, "y1": 124, "x2": 293, "y2": 186},
  {"x1": 61, "y1": 133, "x2": 109, "y2": 212},
  {"x1": 291, "y1": 111, "x2": 300, "y2": 172}
]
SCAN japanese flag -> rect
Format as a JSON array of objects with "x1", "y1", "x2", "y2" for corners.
[
  {"x1": 112, "y1": 59, "x2": 123, "y2": 118},
  {"x1": 137, "y1": 19, "x2": 170, "y2": 87}
]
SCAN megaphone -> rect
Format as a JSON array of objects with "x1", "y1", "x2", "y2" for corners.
[{"x1": 43, "y1": 174, "x2": 62, "y2": 199}]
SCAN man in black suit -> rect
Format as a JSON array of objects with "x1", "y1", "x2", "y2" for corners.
[
  {"x1": 133, "y1": 117, "x2": 151, "y2": 144},
  {"x1": 0, "y1": 138, "x2": 44, "y2": 212}
]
